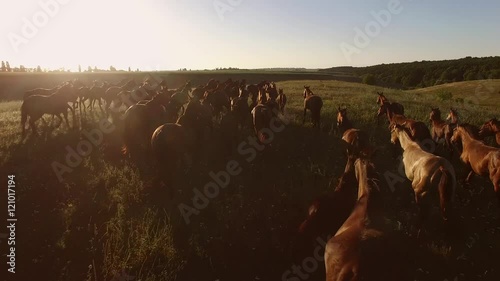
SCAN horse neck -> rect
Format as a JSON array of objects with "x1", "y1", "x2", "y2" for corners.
[
  {"x1": 458, "y1": 129, "x2": 475, "y2": 148},
  {"x1": 356, "y1": 164, "x2": 371, "y2": 200},
  {"x1": 430, "y1": 114, "x2": 443, "y2": 125},
  {"x1": 385, "y1": 106, "x2": 393, "y2": 122},
  {"x1": 449, "y1": 114, "x2": 458, "y2": 125},
  {"x1": 397, "y1": 129, "x2": 415, "y2": 150}
]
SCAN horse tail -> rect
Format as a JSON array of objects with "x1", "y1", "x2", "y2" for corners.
[{"x1": 437, "y1": 166, "x2": 454, "y2": 221}]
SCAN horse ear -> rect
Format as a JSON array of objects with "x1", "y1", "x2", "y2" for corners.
[{"x1": 337, "y1": 106, "x2": 341, "y2": 112}]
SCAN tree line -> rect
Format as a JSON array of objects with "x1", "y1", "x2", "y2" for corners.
[
  {"x1": 0, "y1": 61, "x2": 139, "y2": 73},
  {"x1": 322, "y1": 56, "x2": 500, "y2": 88}
]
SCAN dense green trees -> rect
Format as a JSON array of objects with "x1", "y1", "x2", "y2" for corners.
[{"x1": 323, "y1": 56, "x2": 500, "y2": 89}]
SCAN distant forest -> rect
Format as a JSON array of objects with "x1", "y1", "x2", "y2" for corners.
[{"x1": 322, "y1": 56, "x2": 500, "y2": 88}]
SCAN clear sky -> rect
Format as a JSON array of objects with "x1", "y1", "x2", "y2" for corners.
[{"x1": 0, "y1": 0, "x2": 499, "y2": 71}]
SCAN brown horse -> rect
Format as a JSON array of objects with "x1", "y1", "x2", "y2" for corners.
[
  {"x1": 104, "y1": 80, "x2": 136, "y2": 111},
  {"x1": 376, "y1": 101, "x2": 404, "y2": 124},
  {"x1": 446, "y1": 107, "x2": 460, "y2": 125},
  {"x1": 204, "y1": 86, "x2": 230, "y2": 119},
  {"x1": 21, "y1": 92, "x2": 75, "y2": 138},
  {"x1": 251, "y1": 103, "x2": 275, "y2": 144},
  {"x1": 276, "y1": 88, "x2": 287, "y2": 114},
  {"x1": 86, "y1": 81, "x2": 109, "y2": 112},
  {"x1": 150, "y1": 123, "x2": 188, "y2": 192},
  {"x1": 376, "y1": 92, "x2": 404, "y2": 123},
  {"x1": 170, "y1": 81, "x2": 193, "y2": 107},
  {"x1": 391, "y1": 124, "x2": 456, "y2": 224},
  {"x1": 230, "y1": 94, "x2": 251, "y2": 129},
  {"x1": 122, "y1": 94, "x2": 168, "y2": 158},
  {"x1": 384, "y1": 106, "x2": 432, "y2": 144},
  {"x1": 303, "y1": 86, "x2": 323, "y2": 128},
  {"x1": 451, "y1": 125, "x2": 500, "y2": 205},
  {"x1": 336, "y1": 107, "x2": 353, "y2": 134},
  {"x1": 150, "y1": 97, "x2": 211, "y2": 191},
  {"x1": 325, "y1": 158, "x2": 413, "y2": 281},
  {"x1": 429, "y1": 107, "x2": 454, "y2": 155},
  {"x1": 295, "y1": 155, "x2": 358, "y2": 261},
  {"x1": 479, "y1": 118, "x2": 500, "y2": 146}
]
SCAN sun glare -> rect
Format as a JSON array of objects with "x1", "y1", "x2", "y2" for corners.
[{"x1": 2, "y1": 0, "x2": 187, "y2": 71}]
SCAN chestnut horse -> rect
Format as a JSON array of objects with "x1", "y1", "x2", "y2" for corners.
[
  {"x1": 303, "y1": 86, "x2": 323, "y2": 128},
  {"x1": 446, "y1": 107, "x2": 460, "y2": 125},
  {"x1": 479, "y1": 118, "x2": 500, "y2": 146},
  {"x1": 336, "y1": 107, "x2": 371, "y2": 157},
  {"x1": 391, "y1": 124, "x2": 456, "y2": 224},
  {"x1": 325, "y1": 158, "x2": 411, "y2": 281},
  {"x1": 451, "y1": 125, "x2": 500, "y2": 205},
  {"x1": 429, "y1": 107, "x2": 454, "y2": 156}
]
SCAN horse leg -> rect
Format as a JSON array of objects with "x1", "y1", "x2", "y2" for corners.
[
  {"x1": 465, "y1": 169, "x2": 475, "y2": 184},
  {"x1": 63, "y1": 110, "x2": 71, "y2": 129},
  {"x1": 414, "y1": 183, "x2": 429, "y2": 237},
  {"x1": 29, "y1": 118, "x2": 38, "y2": 136},
  {"x1": 303, "y1": 108, "x2": 307, "y2": 124}
]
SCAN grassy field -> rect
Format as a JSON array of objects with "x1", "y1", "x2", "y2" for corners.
[{"x1": 1, "y1": 77, "x2": 499, "y2": 281}]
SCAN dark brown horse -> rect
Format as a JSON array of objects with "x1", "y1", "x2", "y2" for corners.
[
  {"x1": 230, "y1": 94, "x2": 250, "y2": 129},
  {"x1": 384, "y1": 106, "x2": 432, "y2": 144},
  {"x1": 150, "y1": 123, "x2": 188, "y2": 192},
  {"x1": 21, "y1": 92, "x2": 75, "y2": 138},
  {"x1": 325, "y1": 158, "x2": 411, "y2": 281},
  {"x1": 376, "y1": 101, "x2": 404, "y2": 125},
  {"x1": 251, "y1": 103, "x2": 275, "y2": 144},
  {"x1": 451, "y1": 125, "x2": 500, "y2": 205},
  {"x1": 376, "y1": 92, "x2": 404, "y2": 123},
  {"x1": 276, "y1": 88, "x2": 287, "y2": 114},
  {"x1": 150, "y1": 97, "x2": 212, "y2": 191},
  {"x1": 122, "y1": 94, "x2": 169, "y2": 158},
  {"x1": 303, "y1": 86, "x2": 323, "y2": 128},
  {"x1": 479, "y1": 118, "x2": 500, "y2": 146},
  {"x1": 204, "y1": 90, "x2": 230, "y2": 119}
]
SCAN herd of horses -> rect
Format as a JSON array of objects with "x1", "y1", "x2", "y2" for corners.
[
  {"x1": 298, "y1": 92, "x2": 499, "y2": 280},
  {"x1": 19, "y1": 78, "x2": 500, "y2": 280}
]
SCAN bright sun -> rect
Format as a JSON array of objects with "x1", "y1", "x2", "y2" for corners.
[{"x1": 1, "y1": 0, "x2": 185, "y2": 71}]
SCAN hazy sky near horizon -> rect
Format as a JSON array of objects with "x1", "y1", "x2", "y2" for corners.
[{"x1": 0, "y1": 0, "x2": 499, "y2": 71}]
